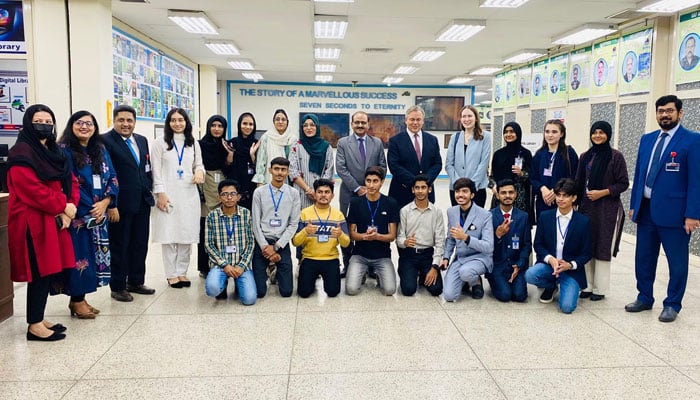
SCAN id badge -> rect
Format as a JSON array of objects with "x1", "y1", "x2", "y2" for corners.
[
  {"x1": 318, "y1": 234, "x2": 330, "y2": 243},
  {"x1": 247, "y1": 163, "x2": 255, "y2": 175},
  {"x1": 92, "y1": 174, "x2": 102, "y2": 189},
  {"x1": 177, "y1": 169, "x2": 184, "y2": 180},
  {"x1": 514, "y1": 157, "x2": 523, "y2": 168},
  {"x1": 512, "y1": 234, "x2": 520, "y2": 250},
  {"x1": 214, "y1": 173, "x2": 221, "y2": 183},
  {"x1": 269, "y1": 218, "x2": 282, "y2": 227},
  {"x1": 367, "y1": 225, "x2": 377, "y2": 232},
  {"x1": 145, "y1": 163, "x2": 151, "y2": 173},
  {"x1": 543, "y1": 167, "x2": 552, "y2": 177},
  {"x1": 665, "y1": 162, "x2": 680, "y2": 172},
  {"x1": 225, "y1": 245, "x2": 237, "y2": 254}
]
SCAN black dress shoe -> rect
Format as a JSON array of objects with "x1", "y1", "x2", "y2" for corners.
[
  {"x1": 127, "y1": 284, "x2": 156, "y2": 295},
  {"x1": 27, "y1": 330, "x2": 66, "y2": 342},
  {"x1": 625, "y1": 300, "x2": 652, "y2": 312},
  {"x1": 579, "y1": 291, "x2": 592, "y2": 299},
  {"x1": 659, "y1": 306, "x2": 678, "y2": 322},
  {"x1": 471, "y1": 284, "x2": 484, "y2": 299},
  {"x1": 111, "y1": 290, "x2": 134, "y2": 302},
  {"x1": 48, "y1": 323, "x2": 67, "y2": 333},
  {"x1": 215, "y1": 290, "x2": 228, "y2": 300},
  {"x1": 590, "y1": 294, "x2": 605, "y2": 301}
]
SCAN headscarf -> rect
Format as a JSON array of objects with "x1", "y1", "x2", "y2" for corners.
[
  {"x1": 199, "y1": 115, "x2": 228, "y2": 171},
  {"x1": 491, "y1": 121, "x2": 532, "y2": 182},
  {"x1": 265, "y1": 109, "x2": 297, "y2": 164},
  {"x1": 583, "y1": 120, "x2": 613, "y2": 190},
  {"x1": 7, "y1": 104, "x2": 72, "y2": 198},
  {"x1": 231, "y1": 112, "x2": 257, "y2": 157},
  {"x1": 502, "y1": 121, "x2": 524, "y2": 159},
  {"x1": 299, "y1": 114, "x2": 330, "y2": 176}
]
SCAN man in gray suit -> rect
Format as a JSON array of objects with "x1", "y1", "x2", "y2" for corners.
[
  {"x1": 336, "y1": 111, "x2": 387, "y2": 273},
  {"x1": 440, "y1": 177, "x2": 494, "y2": 301}
]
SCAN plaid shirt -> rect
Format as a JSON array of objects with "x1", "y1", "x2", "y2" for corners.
[{"x1": 205, "y1": 206, "x2": 254, "y2": 270}]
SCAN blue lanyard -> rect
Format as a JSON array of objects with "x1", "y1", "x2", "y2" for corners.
[
  {"x1": 313, "y1": 206, "x2": 331, "y2": 227},
  {"x1": 173, "y1": 141, "x2": 185, "y2": 167},
  {"x1": 557, "y1": 215, "x2": 569, "y2": 242},
  {"x1": 269, "y1": 185, "x2": 284, "y2": 216},
  {"x1": 366, "y1": 198, "x2": 381, "y2": 226},
  {"x1": 548, "y1": 151, "x2": 556, "y2": 168},
  {"x1": 223, "y1": 214, "x2": 238, "y2": 243}
]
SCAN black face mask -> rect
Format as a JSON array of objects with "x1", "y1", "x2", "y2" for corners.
[{"x1": 33, "y1": 123, "x2": 55, "y2": 140}]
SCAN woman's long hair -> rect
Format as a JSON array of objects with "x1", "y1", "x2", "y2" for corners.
[
  {"x1": 59, "y1": 110, "x2": 104, "y2": 175},
  {"x1": 164, "y1": 108, "x2": 194, "y2": 150},
  {"x1": 460, "y1": 105, "x2": 483, "y2": 140},
  {"x1": 539, "y1": 119, "x2": 571, "y2": 174}
]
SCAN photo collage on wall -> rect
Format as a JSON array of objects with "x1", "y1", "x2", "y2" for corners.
[{"x1": 112, "y1": 29, "x2": 195, "y2": 122}]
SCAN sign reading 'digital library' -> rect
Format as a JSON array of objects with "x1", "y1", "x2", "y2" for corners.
[{"x1": 227, "y1": 81, "x2": 472, "y2": 138}]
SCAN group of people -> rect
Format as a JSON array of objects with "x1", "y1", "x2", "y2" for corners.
[{"x1": 6, "y1": 94, "x2": 699, "y2": 342}]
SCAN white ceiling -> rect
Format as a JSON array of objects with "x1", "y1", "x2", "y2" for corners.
[{"x1": 112, "y1": 0, "x2": 653, "y2": 94}]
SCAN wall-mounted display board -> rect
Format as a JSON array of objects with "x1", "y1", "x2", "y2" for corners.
[
  {"x1": 676, "y1": 10, "x2": 700, "y2": 85},
  {"x1": 619, "y1": 28, "x2": 653, "y2": 95}
]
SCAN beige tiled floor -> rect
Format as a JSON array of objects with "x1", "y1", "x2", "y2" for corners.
[{"x1": 2, "y1": 180, "x2": 700, "y2": 399}]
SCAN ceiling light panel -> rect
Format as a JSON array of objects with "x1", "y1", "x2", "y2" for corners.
[
  {"x1": 393, "y1": 65, "x2": 420, "y2": 74},
  {"x1": 480, "y1": 0, "x2": 531, "y2": 7},
  {"x1": 470, "y1": 66, "x2": 502, "y2": 75},
  {"x1": 314, "y1": 16, "x2": 349, "y2": 39},
  {"x1": 205, "y1": 41, "x2": 239, "y2": 55},
  {"x1": 315, "y1": 74, "x2": 333, "y2": 83},
  {"x1": 315, "y1": 47, "x2": 342, "y2": 60},
  {"x1": 228, "y1": 60, "x2": 254, "y2": 70},
  {"x1": 167, "y1": 10, "x2": 218, "y2": 34},
  {"x1": 410, "y1": 48, "x2": 446, "y2": 62},
  {"x1": 242, "y1": 72, "x2": 263, "y2": 81},
  {"x1": 382, "y1": 76, "x2": 404, "y2": 84},
  {"x1": 436, "y1": 19, "x2": 486, "y2": 42},
  {"x1": 552, "y1": 24, "x2": 617, "y2": 45},
  {"x1": 315, "y1": 63, "x2": 337, "y2": 72},
  {"x1": 447, "y1": 76, "x2": 473, "y2": 84},
  {"x1": 637, "y1": 0, "x2": 700, "y2": 12},
  {"x1": 503, "y1": 49, "x2": 546, "y2": 64}
]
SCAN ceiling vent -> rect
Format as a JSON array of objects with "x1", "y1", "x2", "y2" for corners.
[{"x1": 361, "y1": 47, "x2": 393, "y2": 54}]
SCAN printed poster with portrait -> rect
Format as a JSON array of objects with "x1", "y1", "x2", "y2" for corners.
[
  {"x1": 547, "y1": 53, "x2": 568, "y2": 102},
  {"x1": 676, "y1": 11, "x2": 700, "y2": 85},
  {"x1": 530, "y1": 58, "x2": 548, "y2": 106},
  {"x1": 493, "y1": 73, "x2": 505, "y2": 108},
  {"x1": 619, "y1": 28, "x2": 652, "y2": 95},
  {"x1": 591, "y1": 38, "x2": 618, "y2": 97},
  {"x1": 516, "y1": 65, "x2": 532, "y2": 106},
  {"x1": 569, "y1": 47, "x2": 591, "y2": 100},
  {"x1": 503, "y1": 69, "x2": 517, "y2": 108}
]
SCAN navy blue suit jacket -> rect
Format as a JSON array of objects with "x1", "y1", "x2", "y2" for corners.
[
  {"x1": 534, "y1": 209, "x2": 591, "y2": 288},
  {"x1": 629, "y1": 125, "x2": 700, "y2": 227},
  {"x1": 491, "y1": 207, "x2": 531, "y2": 271},
  {"x1": 102, "y1": 130, "x2": 155, "y2": 214},
  {"x1": 387, "y1": 130, "x2": 442, "y2": 208}
]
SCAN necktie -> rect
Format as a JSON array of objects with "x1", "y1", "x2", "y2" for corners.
[
  {"x1": 126, "y1": 137, "x2": 139, "y2": 165},
  {"x1": 645, "y1": 132, "x2": 668, "y2": 188},
  {"x1": 413, "y1": 134, "x2": 422, "y2": 163},
  {"x1": 358, "y1": 137, "x2": 366, "y2": 164},
  {"x1": 503, "y1": 213, "x2": 510, "y2": 222}
]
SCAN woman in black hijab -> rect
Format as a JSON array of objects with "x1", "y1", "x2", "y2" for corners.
[
  {"x1": 489, "y1": 121, "x2": 533, "y2": 221},
  {"x1": 224, "y1": 112, "x2": 259, "y2": 210},
  {"x1": 7, "y1": 104, "x2": 79, "y2": 341},
  {"x1": 575, "y1": 121, "x2": 629, "y2": 301}
]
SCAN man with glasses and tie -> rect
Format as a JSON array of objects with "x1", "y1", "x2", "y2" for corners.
[
  {"x1": 626, "y1": 95, "x2": 700, "y2": 322},
  {"x1": 102, "y1": 105, "x2": 156, "y2": 302},
  {"x1": 335, "y1": 111, "x2": 386, "y2": 276},
  {"x1": 487, "y1": 179, "x2": 532, "y2": 303},
  {"x1": 388, "y1": 105, "x2": 442, "y2": 209}
]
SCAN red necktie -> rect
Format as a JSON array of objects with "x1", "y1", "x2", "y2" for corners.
[
  {"x1": 413, "y1": 134, "x2": 422, "y2": 163},
  {"x1": 503, "y1": 213, "x2": 510, "y2": 221}
]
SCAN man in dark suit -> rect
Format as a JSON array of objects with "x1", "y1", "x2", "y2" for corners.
[
  {"x1": 570, "y1": 66, "x2": 580, "y2": 90},
  {"x1": 626, "y1": 95, "x2": 700, "y2": 322},
  {"x1": 526, "y1": 178, "x2": 591, "y2": 314},
  {"x1": 336, "y1": 111, "x2": 386, "y2": 274},
  {"x1": 680, "y1": 36, "x2": 699, "y2": 70},
  {"x1": 387, "y1": 105, "x2": 442, "y2": 208},
  {"x1": 103, "y1": 105, "x2": 156, "y2": 302},
  {"x1": 487, "y1": 179, "x2": 531, "y2": 302}
]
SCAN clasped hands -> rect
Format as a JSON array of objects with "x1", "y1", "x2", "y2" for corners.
[
  {"x1": 304, "y1": 222, "x2": 342, "y2": 238},
  {"x1": 262, "y1": 244, "x2": 282, "y2": 263},
  {"x1": 549, "y1": 257, "x2": 572, "y2": 277}
]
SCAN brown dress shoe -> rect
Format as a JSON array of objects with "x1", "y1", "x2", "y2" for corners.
[
  {"x1": 111, "y1": 290, "x2": 134, "y2": 302},
  {"x1": 127, "y1": 284, "x2": 156, "y2": 295}
]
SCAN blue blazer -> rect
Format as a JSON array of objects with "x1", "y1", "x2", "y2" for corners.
[
  {"x1": 387, "y1": 131, "x2": 442, "y2": 207},
  {"x1": 531, "y1": 145, "x2": 579, "y2": 216},
  {"x1": 533, "y1": 209, "x2": 591, "y2": 288},
  {"x1": 443, "y1": 205, "x2": 494, "y2": 273},
  {"x1": 102, "y1": 129, "x2": 155, "y2": 214},
  {"x1": 491, "y1": 207, "x2": 531, "y2": 271},
  {"x1": 445, "y1": 131, "x2": 491, "y2": 190},
  {"x1": 629, "y1": 125, "x2": 700, "y2": 227}
]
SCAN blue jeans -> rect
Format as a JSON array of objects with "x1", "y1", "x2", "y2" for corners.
[
  {"x1": 525, "y1": 262, "x2": 580, "y2": 314},
  {"x1": 252, "y1": 243, "x2": 293, "y2": 298},
  {"x1": 345, "y1": 255, "x2": 396, "y2": 296},
  {"x1": 486, "y1": 265, "x2": 528, "y2": 302},
  {"x1": 205, "y1": 268, "x2": 257, "y2": 305}
]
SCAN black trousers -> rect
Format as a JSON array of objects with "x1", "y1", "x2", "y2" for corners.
[
  {"x1": 26, "y1": 230, "x2": 51, "y2": 324},
  {"x1": 397, "y1": 248, "x2": 443, "y2": 296},
  {"x1": 450, "y1": 188, "x2": 486, "y2": 208},
  {"x1": 297, "y1": 258, "x2": 341, "y2": 298},
  {"x1": 197, "y1": 216, "x2": 209, "y2": 274},
  {"x1": 108, "y1": 202, "x2": 150, "y2": 291}
]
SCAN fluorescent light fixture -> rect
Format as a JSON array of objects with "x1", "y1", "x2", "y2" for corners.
[
  {"x1": 393, "y1": 65, "x2": 420, "y2": 74},
  {"x1": 168, "y1": 10, "x2": 218, "y2": 35},
  {"x1": 503, "y1": 49, "x2": 546, "y2": 64},
  {"x1": 228, "y1": 60, "x2": 254, "y2": 70},
  {"x1": 481, "y1": 100, "x2": 493, "y2": 105},
  {"x1": 315, "y1": 63, "x2": 337, "y2": 72},
  {"x1": 205, "y1": 41, "x2": 239, "y2": 55},
  {"x1": 382, "y1": 76, "x2": 404, "y2": 85},
  {"x1": 315, "y1": 16, "x2": 349, "y2": 39},
  {"x1": 637, "y1": 0, "x2": 700, "y2": 12},
  {"x1": 446, "y1": 76, "x2": 473, "y2": 85},
  {"x1": 480, "y1": 0, "x2": 531, "y2": 7},
  {"x1": 410, "y1": 47, "x2": 446, "y2": 62},
  {"x1": 242, "y1": 72, "x2": 263, "y2": 82},
  {"x1": 552, "y1": 23, "x2": 617, "y2": 45},
  {"x1": 474, "y1": 91, "x2": 488, "y2": 96},
  {"x1": 315, "y1": 74, "x2": 333, "y2": 83},
  {"x1": 470, "y1": 66, "x2": 502, "y2": 75},
  {"x1": 314, "y1": 0, "x2": 354, "y2": 2},
  {"x1": 314, "y1": 47, "x2": 342, "y2": 60},
  {"x1": 435, "y1": 19, "x2": 486, "y2": 42}
]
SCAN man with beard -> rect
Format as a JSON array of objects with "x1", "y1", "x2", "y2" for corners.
[
  {"x1": 680, "y1": 36, "x2": 699, "y2": 70},
  {"x1": 626, "y1": 95, "x2": 700, "y2": 322}
]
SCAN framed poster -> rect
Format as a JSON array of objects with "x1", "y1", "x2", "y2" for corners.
[
  {"x1": 414, "y1": 96, "x2": 464, "y2": 131},
  {"x1": 569, "y1": 47, "x2": 591, "y2": 100},
  {"x1": 367, "y1": 113, "x2": 404, "y2": 148},
  {"x1": 676, "y1": 11, "x2": 700, "y2": 85},
  {"x1": 619, "y1": 28, "x2": 652, "y2": 95}
]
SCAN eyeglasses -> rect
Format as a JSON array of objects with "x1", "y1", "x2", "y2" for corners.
[
  {"x1": 219, "y1": 191, "x2": 239, "y2": 198},
  {"x1": 656, "y1": 108, "x2": 677, "y2": 115},
  {"x1": 74, "y1": 120, "x2": 94, "y2": 128}
]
